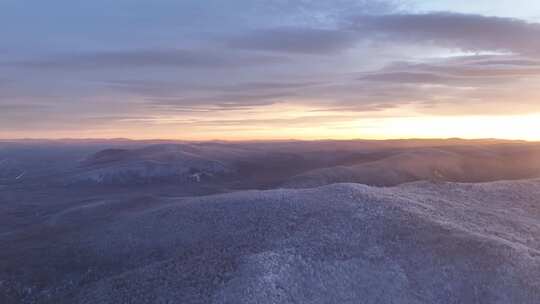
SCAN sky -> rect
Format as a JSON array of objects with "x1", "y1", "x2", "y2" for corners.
[{"x1": 1, "y1": 0, "x2": 540, "y2": 140}]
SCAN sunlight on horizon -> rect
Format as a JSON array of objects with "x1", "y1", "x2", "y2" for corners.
[
  {"x1": 4, "y1": 113, "x2": 540, "y2": 142},
  {"x1": 355, "y1": 114, "x2": 540, "y2": 141}
]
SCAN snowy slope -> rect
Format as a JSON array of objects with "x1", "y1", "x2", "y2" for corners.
[
  {"x1": 72, "y1": 144, "x2": 237, "y2": 185},
  {"x1": 284, "y1": 147, "x2": 540, "y2": 188},
  {"x1": 2, "y1": 179, "x2": 539, "y2": 303}
]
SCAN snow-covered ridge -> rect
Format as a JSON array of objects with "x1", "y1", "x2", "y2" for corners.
[
  {"x1": 283, "y1": 146, "x2": 540, "y2": 188},
  {"x1": 2, "y1": 179, "x2": 540, "y2": 303},
  {"x1": 72, "y1": 144, "x2": 236, "y2": 185}
]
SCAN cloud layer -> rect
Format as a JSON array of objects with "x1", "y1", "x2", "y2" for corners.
[{"x1": 1, "y1": 0, "x2": 540, "y2": 139}]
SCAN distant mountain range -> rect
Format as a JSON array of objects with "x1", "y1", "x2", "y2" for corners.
[{"x1": 62, "y1": 139, "x2": 540, "y2": 187}]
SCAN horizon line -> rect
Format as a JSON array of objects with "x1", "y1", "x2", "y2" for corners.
[{"x1": 0, "y1": 137, "x2": 536, "y2": 143}]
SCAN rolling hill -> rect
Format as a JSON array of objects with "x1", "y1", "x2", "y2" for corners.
[{"x1": 1, "y1": 179, "x2": 539, "y2": 303}]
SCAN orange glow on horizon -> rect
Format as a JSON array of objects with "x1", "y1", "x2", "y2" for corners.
[{"x1": 2, "y1": 113, "x2": 540, "y2": 142}]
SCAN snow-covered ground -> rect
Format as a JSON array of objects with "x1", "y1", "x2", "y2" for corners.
[
  {"x1": 2, "y1": 179, "x2": 539, "y2": 303},
  {"x1": 1, "y1": 139, "x2": 540, "y2": 303}
]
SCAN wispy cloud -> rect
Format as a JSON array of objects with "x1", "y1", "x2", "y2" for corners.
[
  {"x1": 350, "y1": 13, "x2": 540, "y2": 55},
  {"x1": 5, "y1": 49, "x2": 288, "y2": 70},
  {"x1": 358, "y1": 55, "x2": 540, "y2": 85},
  {"x1": 228, "y1": 27, "x2": 358, "y2": 54}
]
